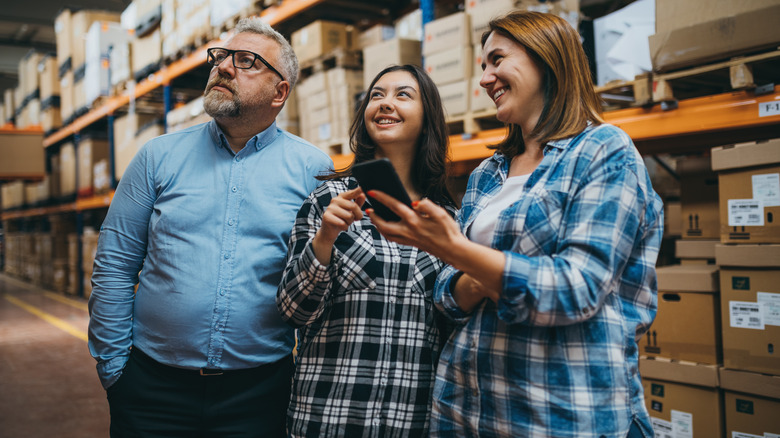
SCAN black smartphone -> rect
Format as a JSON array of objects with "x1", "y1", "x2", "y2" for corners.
[{"x1": 351, "y1": 158, "x2": 413, "y2": 222}]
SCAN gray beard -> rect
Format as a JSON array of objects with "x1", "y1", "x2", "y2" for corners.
[{"x1": 203, "y1": 89, "x2": 241, "y2": 118}]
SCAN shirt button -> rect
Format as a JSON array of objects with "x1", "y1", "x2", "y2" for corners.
[
  {"x1": 231, "y1": 186, "x2": 237, "y2": 192},
  {"x1": 392, "y1": 256, "x2": 401, "y2": 262},
  {"x1": 389, "y1": 296, "x2": 396, "y2": 303},
  {"x1": 235, "y1": 156, "x2": 241, "y2": 162},
  {"x1": 219, "y1": 289, "x2": 226, "y2": 296},
  {"x1": 369, "y1": 281, "x2": 376, "y2": 289},
  {"x1": 224, "y1": 253, "x2": 230, "y2": 259},
  {"x1": 385, "y1": 338, "x2": 391, "y2": 344},
  {"x1": 380, "y1": 378, "x2": 387, "y2": 385},
  {"x1": 372, "y1": 418, "x2": 380, "y2": 426},
  {"x1": 228, "y1": 219, "x2": 234, "y2": 226}
]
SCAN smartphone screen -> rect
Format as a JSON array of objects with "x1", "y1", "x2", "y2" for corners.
[{"x1": 351, "y1": 158, "x2": 412, "y2": 221}]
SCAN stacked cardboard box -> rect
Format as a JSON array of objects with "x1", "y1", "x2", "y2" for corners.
[
  {"x1": 649, "y1": 0, "x2": 780, "y2": 72},
  {"x1": 82, "y1": 227, "x2": 99, "y2": 299},
  {"x1": 423, "y1": 12, "x2": 472, "y2": 119},
  {"x1": 14, "y1": 51, "x2": 44, "y2": 129},
  {"x1": 55, "y1": 9, "x2": 122, "y2": 124},
  {"x1": 296, "y1": 68, "x2": 363, "y2": 155},
  {"x1": 161, "y1": 0, "x2": 210, "y2": 62},
  {"x1": 76, "y1": 136, "x2": 109, "y2": 198},
  {"x1": 81, "y1": 21, "x2": 129, "y2": 112},
  {"x1": 114, "y1": 108, "x2": 164, "y2": 180},
  {"x1": 38, "y1": 54, "x2": 62, "y2": 134},
  {"x1": 709, "y1": 139, "x2": 780, "y2": 436}
]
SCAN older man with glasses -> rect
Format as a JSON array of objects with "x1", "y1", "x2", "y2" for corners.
[{"x1": 88, "y1": 17, "x2": 332, "y2": 437}]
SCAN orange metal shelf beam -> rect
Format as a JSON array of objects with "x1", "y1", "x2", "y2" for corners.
[
  {"x1": 330, "y1": 85, "x2": 780, "y2": 164},
  {"x1": 604, "y1": 85, "x2": 780, "y2": 141},
  {"x1": 43, "y1": 0, "x2": 327, "y2": 148}
]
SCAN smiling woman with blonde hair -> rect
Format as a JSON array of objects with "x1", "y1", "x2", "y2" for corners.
[{"x1": 368, "y1": 11, "x2": 664, "y2": 438}]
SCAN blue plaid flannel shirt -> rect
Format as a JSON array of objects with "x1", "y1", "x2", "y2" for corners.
[{"x1": 432, "y1": 123, "x2": 663, "y2": 438}]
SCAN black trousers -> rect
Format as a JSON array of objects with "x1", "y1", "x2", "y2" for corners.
[{"x1": 107, "y1": 348, "x2": 293, "y2": 438}]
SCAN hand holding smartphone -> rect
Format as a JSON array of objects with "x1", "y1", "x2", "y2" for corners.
[{"x1": 351, "y1": 158, "x2": 412, "y2": 222}]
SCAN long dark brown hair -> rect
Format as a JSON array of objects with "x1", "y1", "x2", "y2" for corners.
[
  {"x1": 319, "y1": 64, "x2": 453, "y2": 206},
  {"x1": 482, "y1": 11, "x2": 604, "y2": 159}
]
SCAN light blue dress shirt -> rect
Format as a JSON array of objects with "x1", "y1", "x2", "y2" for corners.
[{"x1": 88, "y1": 119, "x2": 331, "y2": 389}]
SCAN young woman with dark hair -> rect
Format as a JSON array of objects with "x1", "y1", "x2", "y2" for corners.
[{"x1": 277, "y1": 64, "x2": 456, "y2": 437}]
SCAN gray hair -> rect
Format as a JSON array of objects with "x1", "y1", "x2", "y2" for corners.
[{"x1": 234, "y1": 17, "x2": 299, "y2": 88}]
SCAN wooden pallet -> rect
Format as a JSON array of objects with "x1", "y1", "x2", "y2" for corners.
[
  {"x1": 595, "y1": 73, "x2": 653, "y2": 110},
  {"x1": 298, "y1": 48, "x2": 363, "y2": 81},
  {"x1": 318, "y1": 138, "x2": 351, "y2": 157},
  {"x1": 163, "y1": 32, "x2": 211, "y2": 66},
  {"x1": 210, "y1": 3, "x2": 265, "y2": 40},
  {"x1": 446, "y1": 108, "x2": 503, "y2": 136},
  {"x1": 652, "y1": 47, "x2": 780, "y2": 104}
]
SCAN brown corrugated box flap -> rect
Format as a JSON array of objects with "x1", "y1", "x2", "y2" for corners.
[
  {"x1": 656, "y1": 264, "x2": 719, "y2": 292},
  {"x1": 676, "y1": 239, "x2": 718, "y2": 260},
  {"x1": 640, "y1": 357, "x2": 719, "y2": 388},
  {"x1": 711, "y1": 138, "x2": 780, "y2": 172},
  {"x1": 716, "y1": 244, "x2": 780, "y2": 267},
  {"x1": 719, "y1": 368, "x2": 780, "y2": 399}
]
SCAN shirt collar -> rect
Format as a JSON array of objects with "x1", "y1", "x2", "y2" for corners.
[{"x1": 208, "y1": 119, "x2": 281, "y2": 154}]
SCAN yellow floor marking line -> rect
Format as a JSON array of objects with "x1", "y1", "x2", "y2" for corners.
[
  {"x1": 43, "y1": 291, "x2": 89, "y2": 311},
  {"x1": 3, "y1": 294, "x2": 88, "y2": 342}
]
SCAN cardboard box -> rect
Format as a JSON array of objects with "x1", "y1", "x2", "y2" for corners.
[
  {"x1": 131, "y1": 27, "x2": 162, "y2": 79},
  {"x1": 55, "y1": 9, "x2": 73, "y2": 73},
  {"x1": 0, "y1": 131, "x2": 44, "y2": 179},
  {"x1": 437, "y1": 80, "x2": 470, "y2": 117},
  {"x1": 291, "y1": 20, "x2": 353, "y2": 64},
  {"x1": 114, "y1": 112, "x2": 162, "y2": 180},
  {"x1": 362, "y1": 38, "x2": 422, "y2": 88},
  {"x1": 717, "y1": 244, "x2": 780, "y2": 376},
  {"x1": 470, "y1": 75, "x2": 493, "y2": 113},
  {"x1": 656, "y1": 264, "x2": 719, "y2": 293},
  {"x1": 642, "y1": 375, "x2": 724, "y2": 438},
  {"x1": 76, "y1": 137, "x2": 109, "y2": 197},
  {"x1": 41, "y1": 106, "x2": 63, "y2": 134},
  {"x1": 422, "y1": 12, "x2": 470, "y2": 56},
  {"x1": 59, "y1": 70, "x2": 75, "y2": 123},
  {"x1": 720, "y1": 368, "x2": 780, "y2": 437},
  {"x1": 640, "y1": 358, "x2": 720, "y2": 388},
  {"x1": 84, "y1": 21, "x2": 129, "y2": 107},
  {"x1": 649, "y1": 2, "x2": 780, "y2": 72},
  {"x1": 71, "y1": 10, "x2": 122, "y2": 71},
  {"x1": 648, "y1": 264, "x2": 721, "y2": 364},
  {"x1": 678, "y1": 156, "x2": 719, "y2": 239},
  {"x1": 712, "y1": 139, "x2": 780, "y2": 244},
  {"x1": 394, "y1": 8, "x2": 423, "y2": 41},
  {"x1": 358, "y1": 24, "x2": 394, "y2": 49},
  {"x1": 424, "y1": 45, "x2": 473, "y2": 85},
  {"x1": 465, "y1": 0, "x2": 580, "y2": 43},
  {"x1": 59, "y1": 142, "x2": 77, "y2": 198},
  {"x1": 675, "y1": 239, "x2": 718, "y2": 261},
  {"x1": 38, "y1": 55, "x2": 60, "y2": 103}
]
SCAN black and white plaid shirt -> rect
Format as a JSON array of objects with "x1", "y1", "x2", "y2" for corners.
[{"x1": 277, "y1": 178, "x2": 457, "y2": 438}]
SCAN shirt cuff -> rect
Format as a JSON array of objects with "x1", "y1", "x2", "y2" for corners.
[{"x1": 439, "y1": 271, "x2": 471, "y2": 322}]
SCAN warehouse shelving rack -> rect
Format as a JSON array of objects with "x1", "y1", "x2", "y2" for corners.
[{"x1": 3, "y1": 0, "x2": 780, "y2": 297}]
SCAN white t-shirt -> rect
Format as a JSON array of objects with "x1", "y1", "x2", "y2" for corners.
[{"x1": 467, "y1": 174, "x2": 530, "y2": 246}]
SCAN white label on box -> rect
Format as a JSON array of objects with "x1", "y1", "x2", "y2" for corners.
[
  {"x1": 730, "y1": 301, "x2": 765, "y2": 330},
  {"x1": 757, "y1": 292, "x2": 780, "y2": 326},
  {"x1": 752, "y1": 173, "x2": 780, "y2": 207},
  {"x1": 671, "y1": 410, "x2": 693, "y2": 438},
  {"x1": 728, "y1": 199, "x2": 764, "y2": 226},
  {"x1": 732, "y1": 433, "x2": 762, "y2": 438},
  {"x1": 759, "y1": 101, "x2": 780, "y2": 118},
  {"x1": 651, "y1": 417, "x2": 673, "y2": 438}
]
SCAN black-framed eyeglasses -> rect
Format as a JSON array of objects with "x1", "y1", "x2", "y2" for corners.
[{"x1": 207, "y1": 47, "x2": 285, "y2": 81}]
